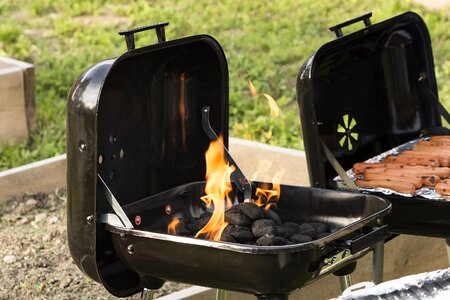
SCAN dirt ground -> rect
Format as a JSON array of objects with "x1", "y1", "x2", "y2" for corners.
[{"x1": 0, "y1": 190, "x2": 189, "y2": 299}]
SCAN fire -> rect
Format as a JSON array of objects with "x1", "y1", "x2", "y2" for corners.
[
  {"x1": 254, "y1": 169, "x2": 285, "y2": 209},
  {"x1": 195, "y1": 137, "x2": 234, "y2": 241},
  {"x1": 179, "y1": 73, "x2": 187, "y2": 147},
  {"x1": 168, "y1": 217, "x2": 180, "y2": 235}
]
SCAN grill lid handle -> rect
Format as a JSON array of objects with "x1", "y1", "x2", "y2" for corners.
[
  {"x1": 329, "y1": 12, "x2": 372, "y2": 38},
  {"x1": 119, "y1": 22, "x2": 169, "y2": 51}
]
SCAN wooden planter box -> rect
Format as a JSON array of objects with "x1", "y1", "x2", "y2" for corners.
[{"x1": 0, "y1": 57, "x2": 36, "y2": 145}]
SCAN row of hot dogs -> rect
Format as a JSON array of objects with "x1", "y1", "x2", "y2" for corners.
[{"x1": 352, "y1": 136, "x2": 450, "y2": 196}]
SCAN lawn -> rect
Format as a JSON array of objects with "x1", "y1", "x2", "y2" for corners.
[{"x1": 0, "y1": 0, "x2": 449, "y2": 170}]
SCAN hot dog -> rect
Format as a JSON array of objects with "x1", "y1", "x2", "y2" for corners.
[
  {"x1": 361, "y1": 172, "x2": 422, "y2": 188},
  {"x1": 364, "y1": 167, "x2": 450, "y2": 178},
  {"x1": 355, "y1": 179, "x2": 416, "y2": 194},
  {"x1": 384, "y1": 155, "x2": 440, "y2": 167}
]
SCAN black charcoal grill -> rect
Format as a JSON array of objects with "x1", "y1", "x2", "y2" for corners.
[
  {"x1": 67, "y1": 22, "x2": 391, "y2": 299},
  {"x1": 297, "y1": 12, "x2": 450, "y2": 238}
]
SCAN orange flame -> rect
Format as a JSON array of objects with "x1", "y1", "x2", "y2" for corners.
[
  {"x1": 179, "y1": 73, "x2": 187, "y2": 147},
  {"x1": 168, "y1": 217, "x2": 180, "y2": 235},
  {"x1": 254, "y1": 169, "x2": 285, "y2": 209},
  {"x1": 195, "y1": 137, "x2": 234, "y2": 241}
]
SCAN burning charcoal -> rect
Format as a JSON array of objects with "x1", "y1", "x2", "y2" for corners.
[
  {"x1": 264, "y1": 209, "x2": 282, "y2": 225},
  {"x1": 275, "y1": 226, "x2": 286, "y2": 237},
  {"x1": 256, "y1": 235, "x2": 275, "y2": 246},
  {"x1": 222, "y1": 224, "x2": 238, "y2": 236},
  {"x1": 316, "y1": 232, "x2": 331, "y2": 239},
  {"x1": 185, "y1": 217, "x2": 200, "y2": 233},
  {"x1": 178, "y1": 227, "x2": 192, "y2": 236},
  {"x1": 282, "y1": 222, "x2": 300, "y2": 236},
  {"x1": 225, "y1": 210, "x2": 252, "y2": 226},
  {"x1": 290, "y1": 234, "x2": 313, "y2": 244},
  {"x1": 226, "y1": 205, "x2": 240, "y2": 212},
  {"x1": 256, "y1": 236, "x2": 288, "y2": 246},
  {"x1": 239, "y1": 202, "x2": 265, "y2": 220},
  {"x1": 234, "y1": 228, "x2": 254, "y2": 243},
  {"x1": 220, "y1": 232, "x2": 237, "y2": 243},
  {"x1": 298, "y1": 223, "x2": 317, "y2": 239},
  {"x1": 272, "y1": 237, "x2": 289, "y2": 246},
  {"x1": 309, "y1": 222, "x2": 327, "y2": 234},
  {"x1": 200, "y1": 211, "x2": 212, "y2": 219},
  {"x1": 251, "y1": 219, "x2": 277, "y2": 237}
]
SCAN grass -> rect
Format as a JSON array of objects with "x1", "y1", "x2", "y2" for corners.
[{"x1": 0, "y1": 0, "x2": 449, "y2": 170}]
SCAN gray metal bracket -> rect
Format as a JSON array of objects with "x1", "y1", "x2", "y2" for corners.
[{"x1": 201, "y1": 106, "x2": 252, "y2": 201}]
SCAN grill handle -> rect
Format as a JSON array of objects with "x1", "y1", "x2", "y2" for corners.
[
  {"x1": 329, "y1": 12, "x2": 372, "y2": 38},
  {"x1": 119, "y1": 22, "x2": 169, "y2": 51},
  {"x1": 334, "y1": 225, "x2": 388, "y2": 254}
]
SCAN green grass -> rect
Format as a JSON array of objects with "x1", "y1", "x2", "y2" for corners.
[{"x1": 0, "y1": 0, "x2": 449, "y2": 170}]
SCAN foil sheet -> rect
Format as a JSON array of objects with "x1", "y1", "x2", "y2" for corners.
[
  {"x1": 336, "y1": 267, "x2": 450, "y2": 300},
  {"x1": 334, "y1": 138, "x2": 450, "y2": 200}
]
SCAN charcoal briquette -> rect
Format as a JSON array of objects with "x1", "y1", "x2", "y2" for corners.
[
  {"x1": 256, "y1": 235, "x2": 275, "y2": 246},
  {"x1": 225, "y1": 210, "x2": 252, "y2": 226},
  {"x1": 282, "y1": 222, "x2": 300, "y2": 236},
  {"x1": 290, "y1": 234, "x2": 313, "y2": 244},
  {"x1": 298, "y1": 223, "x2": 317, "y2": 238},
  {"x1": 272, "y1": 236, "x2": 289, "y2": 246},
  {"x1": 252, "y1": 219, "x2": 277, "y2": 237},
  {"x1": 264, "y1": 209, "x2": 282, "y2": 225},
  {"x1": 234, "y1": 229, "x2": 254, "y2": 243},
  {"x1": 309, "y1": 222, "x2": 327, "y2": 234},
  {"x1": 239, "y1": 202, "x2": 265, "y2": 220},
  {"x1": 178, "y1": 227, "x2": 192, "y2": 236},
  {"x1": 274, "y1": 225, "x2": 286, "y2": 237},
  {"x1": 220, "y1": 232, "x2": 237, "y2": 243},
  {"x1": 222, "y1": 224, "x2": 238, "y2": 236}
]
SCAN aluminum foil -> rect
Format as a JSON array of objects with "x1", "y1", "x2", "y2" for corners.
[
  {"x1": 334, "y1": 138, "x2": 450, "y2": 200},
  {"x1": 336, "y1": 267, "x2": 450, "y2": 300}
]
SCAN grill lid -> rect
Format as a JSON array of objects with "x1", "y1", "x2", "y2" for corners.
[
  {"x1": 67, "y1": 22, "x2": 229, "y2": 295},
  {"x1": 297, "y1": 12, "x2": 440, "y2": 187}
]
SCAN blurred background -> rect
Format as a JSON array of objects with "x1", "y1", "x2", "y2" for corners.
[{"x1": 0, "y1": 0, "x2": 449, "y2": 170}]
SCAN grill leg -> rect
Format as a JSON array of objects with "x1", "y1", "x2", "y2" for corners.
[
  {"x1": 446, "y1": 238, "x2": 450, "y2": 264},
  {"x1": 372, "y1": 240, "x2": 384, "y2": 284},
  {"x1": 339, "y1": 275, "x2": 353, "y2": 291},
  {"x1": 141, "y1": 288, "x2": 154, "y2": 300},
  {"x1": 216, "y1": 289, "x2": 228, "y2": 300}
]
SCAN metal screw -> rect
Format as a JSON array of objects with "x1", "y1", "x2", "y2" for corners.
[
  {"x1": 120, "y1": 233, "x2": 126, "y2": 238},
  {"x1": 343, "y1": 249, "x2": 349, "y2": 256},
  {"x1": 320, "y1": 246, "x2": 325, "y2": 252},
  {"x1": 86, "y1": 215, "x2": 94, "y2": 224},
  {"x1": 127, "y1": 244, "x2": 134, "y2": 254},
  {"x1": 376, "y1": 218, "x2": 382, "y2": 225}
]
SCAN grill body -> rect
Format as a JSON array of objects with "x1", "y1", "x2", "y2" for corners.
[{"x1": 297, "y1": 11, "x2": 450, "y2": 238}]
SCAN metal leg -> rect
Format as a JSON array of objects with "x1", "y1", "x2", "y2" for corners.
[
  {"x1": 216, "y1": 289, "x2": 228, "y2": 300},
  {"x1": 446, "y1": 238, "x2": 450, "y2": 265},
  {"x1": 372, "y1": 240, "x2": 384, "y2": 284},
  {"x1": 339, "y1": 275, "x2": 353, "y2": 292},
  {"x1": 141, "y1": 288, "x2": 154, "y2": 300}
]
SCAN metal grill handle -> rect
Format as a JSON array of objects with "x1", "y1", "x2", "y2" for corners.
[
  {"x1": 119, "y1": 22, "x2": 169, "y2": 51},
  {"x1": 329, "y1": 12, "x2": 372, "y2": 38}
]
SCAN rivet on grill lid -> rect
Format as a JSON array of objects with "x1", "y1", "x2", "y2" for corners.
[
  {"x1": 86, "y1": 215, "x2": 94, "y2": 224},
  {"x1": 119, "y1": 148, "x2": 125, "y2": 159},
  {"x1": 78, "y1": 142, "x2": 87, "y2": 152},
  {"x1": 165, "y1": 205, "x2": 172, "y2": 215},
  {"x1": 127, "y1": 244, "x2": 134, "y2": 254},
  {"x1": 109, "y1": 134, "x2": 117, "y2": 144},
  {"x1": 98, "y1": 154, "x2": 104, "y2": 164},
  {"x1": 109, "y1": 169, "x2": 115, "y2": 180}
]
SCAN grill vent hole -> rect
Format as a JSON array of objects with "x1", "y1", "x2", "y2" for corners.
[
  {"x1": 120, "y1": 148, "x2": 125, "y2": 159},
  {"x1": 98, "y1": 154, "x2": 104, "y2": 164}
]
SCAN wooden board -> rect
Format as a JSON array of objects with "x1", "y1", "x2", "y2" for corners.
[{"x1": 0, "y1": 57, "x2": 35, "y2": 146}]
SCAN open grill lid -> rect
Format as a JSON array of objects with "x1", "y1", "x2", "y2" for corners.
[
  {"x1": 66, "y1": 22, "x2": 229, "y2": 295},
  {"x1": 297, "y1": 12, "x2": 440, "y2": 187}
]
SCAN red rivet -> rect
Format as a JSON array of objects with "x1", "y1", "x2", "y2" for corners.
[
  {"x1": 134, "y1": 215, "x2": 141, "y2": 226},
  {"x1": 165, "y1": 204, "x2": 172, "y2": 215}
]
